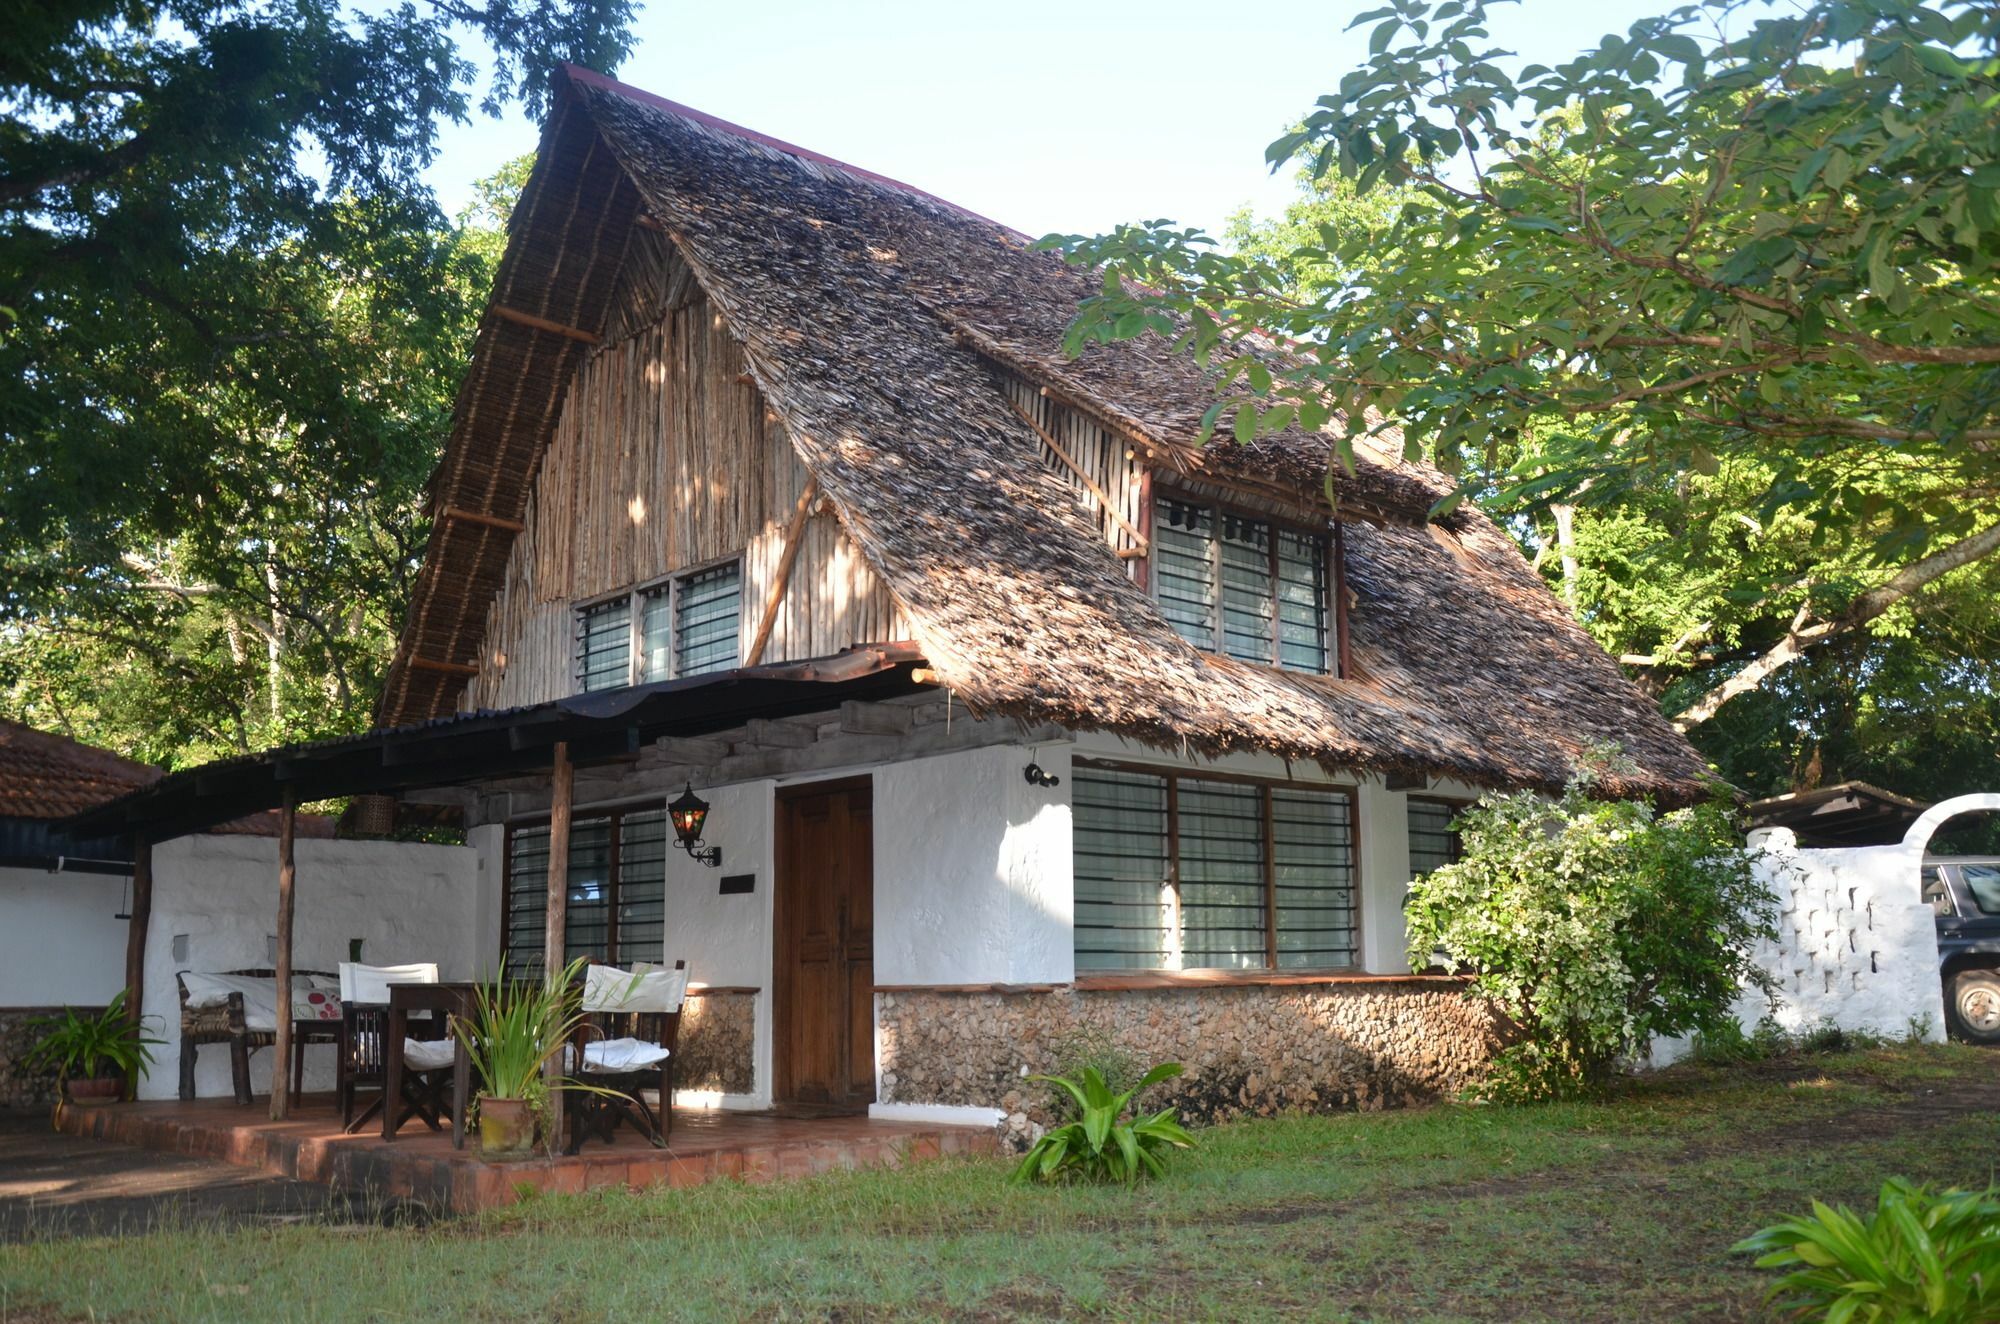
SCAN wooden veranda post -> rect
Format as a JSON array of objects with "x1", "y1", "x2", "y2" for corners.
[
  {"x1": 544, "y1": 741, "x2": 573, "y2": 1140},
  {"x1": 122, "y1": 838, "x2": 153, "y2": 1036},
  {"x1": 270, "y1": 792, "x2": 297, "y2": 1120}
]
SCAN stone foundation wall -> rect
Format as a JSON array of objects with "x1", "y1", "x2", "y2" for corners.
[
  {"x1": 676, "y1": 990, "x2": 756, "y2": 1094},
  {"x1": 0, "y1": 1006, "x2": 97, "y2": 1110},
  {"x1": 878, "y1": 981, "x2": 1497, "y2": 1149}
]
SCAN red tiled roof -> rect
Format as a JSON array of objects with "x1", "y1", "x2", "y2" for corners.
[
  {"x1": 0, "y1": 721, "x2": 335, "y2": 837},
  {"x1": 0, "y1": 720, "x2": 159, "y2": 820}
]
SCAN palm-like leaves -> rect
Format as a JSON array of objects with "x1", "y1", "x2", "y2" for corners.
[
  {"x1": 1010, "y1": 1062, "x2": 1195, "y2": 1185},
  {"x1": 1734, "y1": 1179, "x2": 2000, "y2": 1322}
]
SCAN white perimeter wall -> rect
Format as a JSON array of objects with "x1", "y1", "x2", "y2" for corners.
[
  {"x1": 0, "y1": 866, "x2": 131, "y2": 1008},
  {"x1": 143, "y1": 833, "x2": 485, "y2": 1100}
]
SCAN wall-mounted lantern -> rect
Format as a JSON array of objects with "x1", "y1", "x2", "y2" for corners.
[
  {"x1": 669, "y1": 783, "x2": 723, "y2": 867},
  {"x1": 1023, "y1": 761, "x2": 1061, "y2": 788}
]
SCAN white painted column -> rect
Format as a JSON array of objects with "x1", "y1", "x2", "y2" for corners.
[{"x1": 1357, "y1": 778, "x2": 1413, "y2": 974}]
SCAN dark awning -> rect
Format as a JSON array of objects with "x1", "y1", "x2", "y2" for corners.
[
  {"x1": 67, "y1": 643, "x2": 928, "y2": 841},
  {"x1": 1744, "y1": 781, "x2": 1930, "y2": 848}
]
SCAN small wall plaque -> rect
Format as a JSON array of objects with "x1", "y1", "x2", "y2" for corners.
[{"x1": 719, "y1": 873, "x2": 756, "y2": 895}]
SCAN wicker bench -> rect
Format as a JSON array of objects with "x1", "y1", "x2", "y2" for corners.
[{"x1": 175, "y1": 968, "x2": 340, "y2": 1104}]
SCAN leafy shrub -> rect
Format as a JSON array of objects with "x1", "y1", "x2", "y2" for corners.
[
  {"x1": 1734, "y1": 1179, "x2": 2000, "y2": 1322},
  {"x1": 1010, "y1": 1063, "x2": 1194, "y2": 1185},
  {"x1": 24, "y1": 991, "x2": 162, "y2": 1095},
  {"x1": 1405, "y1": 772, "x2": 1777, "y2": 1100}
]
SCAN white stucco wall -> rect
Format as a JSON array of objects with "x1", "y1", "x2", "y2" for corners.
[
  {"x1": 873, "y1": 743, "x2": 1074, "y2": 987},
  {"x1": 1718, "y1": 829, "x2": 1946, "y2": 1044},
  {"x1": 662, "y1": 780, "x2": 774, "y2": 1106},
  {"x1": 143, "y1": 833, "x2": 484, "y2": 1100},
  {"x1": 0, "y1": 866, "x2": 131, "y2": 1008}
]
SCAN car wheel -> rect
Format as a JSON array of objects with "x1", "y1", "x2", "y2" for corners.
[{"x1": 1951, "y1": 970, "x2": 2000, "y2": 1044}]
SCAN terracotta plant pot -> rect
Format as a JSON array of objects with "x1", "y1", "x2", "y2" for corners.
[
  {"x1": 478, "y1": 1097, "x2": 537, "y2": 1157},
  {"x1": 65, "y1": 1077, "x2": 121, "y2": 1102}
]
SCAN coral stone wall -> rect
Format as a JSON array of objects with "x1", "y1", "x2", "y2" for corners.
[
  {"x1": 877, "y1": 980, "x2": 1497, "y2": 1148},
  {"x1": 676, "y1": 990, "x2": 756, "y2": 1095},
  {"x1": 0, "y1": 1006, "x2": 99, "y2": 1110}
]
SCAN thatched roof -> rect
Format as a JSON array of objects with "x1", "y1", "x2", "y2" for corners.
[{"x1": 381, "y1": 67, "x2": 1712, "y2": 803}]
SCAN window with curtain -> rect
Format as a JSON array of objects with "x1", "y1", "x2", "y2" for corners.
[
  {"x1": 1407, "y1": 799, "x2": 1465, "y2": 879},
  {"x1": 503, "y1": 809, "x2": 670, "y2": 975},
  {"x1": 572, "y1": 558, "x2": 744, "y2": 694},
  {"x1": 1071, "y1": 763, "x2": 1359, "y2": 973},
  {"x1": 1152, "y1": 496, "x2": 1332, "y2": 674}
]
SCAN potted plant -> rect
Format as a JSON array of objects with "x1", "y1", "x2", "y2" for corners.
[
  {"x1": 454, "y1": 958, "x2": 603, "y2": 1157},
  {"x1": 23, "y1": 991, "x2": 162, "y2": 1114}
]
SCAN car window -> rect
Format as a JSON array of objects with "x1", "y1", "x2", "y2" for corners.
[
  {"x1": 1963, "y1": 865, "x2": 2000, "y2": 917},
  {"x1": 1922, "y1": 868, "x2": 1955, "y2": 918}
]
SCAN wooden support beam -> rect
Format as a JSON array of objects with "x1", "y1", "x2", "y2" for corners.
[
  {"x1": 839, "y1": 700, "x2": 913, "y2": 736},
  {"x1": 406, "y1": 655, "x2": 480, "y2": 678},
  {"x1": 653, "y1": 736, "x2": 730, "y2": 766},
  {"x1": 440, "y1": 506, "x2": 526, "y2": 534},
  {"x1": 122, "y1": 838, "x2": 152, "y2": 1054},
  {"x1": 269, "y1": 794, "x2": 296, "y2": 1120},
  {"x1": 490, "y1": 304, "x2": 600, "y2": 345},
  {"x1": 745, "y1": 717, "x2": 818, "y2": 749},
  {"x1": 744, "y1": 475, "x2": 820, "y2": 667},
  {"x1": 543, "y1": 742, "x2": 572, "y2": 1143},
  {"x1": 634, "y1": 212, "x2": 666, "y2": 232},
  {"x1": 1004, "y1": 398, "x2": 1150, "y2": 553}
]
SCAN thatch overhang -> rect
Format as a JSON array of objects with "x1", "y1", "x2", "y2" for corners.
[{"x1": 380, "y1": 67, "x2": 1714, "y2": 804}]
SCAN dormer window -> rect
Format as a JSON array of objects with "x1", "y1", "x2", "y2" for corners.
[
  {"x1": 1153, "y1": 496, "x2": 1333, "y2": 675},
  {"x1": 577, "y1": 558, "x2": 743, "y2": 694}
]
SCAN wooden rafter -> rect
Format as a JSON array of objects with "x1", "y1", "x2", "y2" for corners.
[
  {"x1": 490, "y1": 304, "x2": 601, "y2": 345},
  {"x1": 744, "y1": 475, "x2": 821, "y2": 667},
  {"x1": 406, "y1": 655, "x2": 480, "y2": 678},
  {"x1": 1004, "y1": 398, "x2": 1150, "y2": 553},
  {"x1": 440, "y1": 506, "x2": 527, "y2": 533}
]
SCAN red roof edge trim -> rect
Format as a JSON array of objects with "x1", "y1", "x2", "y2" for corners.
[{"x1": 557, "y1": 64, "x2": 1031, "y2": 241}]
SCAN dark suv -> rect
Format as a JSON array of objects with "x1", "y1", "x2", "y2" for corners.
[{"x1": 1924, "y1": 856, "x2": 2000, "y2": 1043}]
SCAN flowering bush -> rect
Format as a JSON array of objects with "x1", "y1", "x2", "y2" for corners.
[{"x1": 1405, "y1": 778, "x2": 1777, "y2": 1100}]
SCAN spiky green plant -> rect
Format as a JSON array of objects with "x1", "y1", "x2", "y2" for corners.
[
  {"x1": 1734, "y1": 1179, "x2": 2000, "y2": 1322},
  {"x1": 1010, "y1": 1062, "x2": 1195, "y2": 1185},
  {"x1": 23, "y1": 991, "x2": 162, "y2": 1097}
]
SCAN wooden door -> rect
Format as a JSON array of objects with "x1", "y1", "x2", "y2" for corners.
[{"x1": 774, "y1": 777, "x2": 875, "y2": 1108}]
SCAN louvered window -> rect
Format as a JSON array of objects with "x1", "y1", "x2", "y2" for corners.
[
  {"x1": 675, "y1": 561, "x2": 742, "y2": 677},
  {"x1": 1072, "y1": 762, "x2": 1359, "y2": 973},
  {"x1": 1152, "y1": 496, "x2": 1333, "y2": 674},
  {"x1": 1407, "y1": 799, "x2": 1465, "y2": 879},
  {"x1": 577, "y1": 598, "x2": 632, "y2": 694},
  {"x1": 573, "y1": 558, "x2": 743, "y2": 693},
  {"x1": 503, "y1": 809, "x2": 670, "y2": 977}
]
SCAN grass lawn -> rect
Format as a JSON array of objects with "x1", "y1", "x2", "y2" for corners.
[{"x1": 3, "y1": 1043, "x2": 1997, "y2": 1322}]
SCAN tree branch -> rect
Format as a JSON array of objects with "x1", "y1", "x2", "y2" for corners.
[{"x1": 1671, "y1": 516, "x2": 2000, "y2": 730}]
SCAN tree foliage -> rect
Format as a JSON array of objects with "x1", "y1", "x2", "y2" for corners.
[
  {"x1": 0, "y1": 0, "x2": 627, "y2": 763},
  {"x1": 1048, "y1": 0, "x2": 2000, "y2": 735},
  {"x1": 1406, "y1": 773, "x2": 1777, "y2": 1099}
]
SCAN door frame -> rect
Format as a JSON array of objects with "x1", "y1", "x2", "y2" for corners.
[{"x1": 772, "y1": 774, "x2": 875, "y2": 1106}]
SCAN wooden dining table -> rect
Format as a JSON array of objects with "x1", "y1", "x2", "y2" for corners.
[{"x1": 382, "y1": 981, "x2": 477, "y2": 1147}]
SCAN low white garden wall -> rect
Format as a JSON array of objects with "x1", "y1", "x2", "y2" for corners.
[
  {"x1": 140, "y1": 833, "x2": 487, "y2": 1100},
  {"x1": 1734, "y1": 827, "x2": 1945, "y2": 1041}
]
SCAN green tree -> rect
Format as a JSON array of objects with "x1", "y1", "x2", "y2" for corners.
[
  {"x1": 0, "y1": 0, "x2": 621, "y2": 763},
  {"x1": 1048, "y1": 0, "x2": 2000, "y2": 736},
  {"x1": 0, "y1": 145, "x2": 541, "y2": 761}
]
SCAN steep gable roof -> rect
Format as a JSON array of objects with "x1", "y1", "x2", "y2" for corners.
[{"x1": 382, "y1": 69, "x2": 1713, "y2": 803}]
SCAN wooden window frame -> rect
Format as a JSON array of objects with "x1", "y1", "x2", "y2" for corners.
[
  {"x1": 1145, "y1": 489, "x2": 1343, "y2": 678},
  {"x1": 572, "y1": 553, "x2": 744, "y2": 694},
  {"x1": 1073, "y1": 757, "x2": 1363, "y2": 976},
  {"x1": 500, "y1": 806, "x2": 666, "y2": 970}
]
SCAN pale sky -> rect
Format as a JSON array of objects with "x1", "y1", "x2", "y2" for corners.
[{"x1": 428, "y1": 0, "x2": 1675, "y2": 240}]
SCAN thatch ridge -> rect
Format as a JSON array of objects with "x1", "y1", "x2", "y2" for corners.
[{"x1": 384, "y1": 68, "x2": 1713, "y2": 802}]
